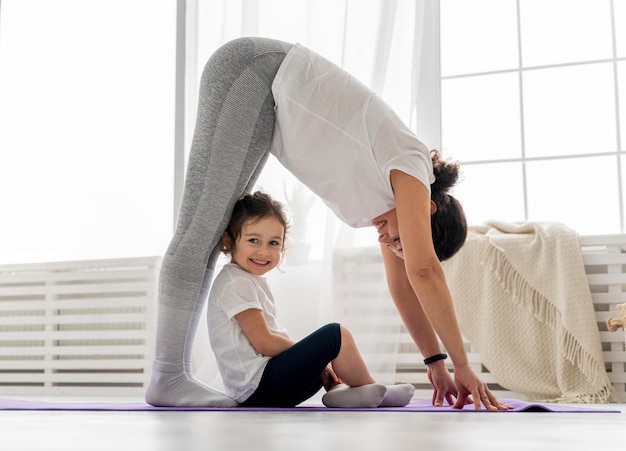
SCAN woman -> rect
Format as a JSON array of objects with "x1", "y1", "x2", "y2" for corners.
[{"x1": 145, "y1": 37, "x2": 510, "y2": 410}]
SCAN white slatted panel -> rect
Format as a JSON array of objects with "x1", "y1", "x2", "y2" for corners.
[
  {"x1": 332, "y1": 248, "x2": 402, "y2": 384},
  {"x1": 580, "y1": 235, "x2": 626, "y2": 402},
  {"x1": 0, "y1": 257, "x2": 160, "y2": 396},
  {"x1": 333, "y1": 235, "x2": 626, "y2": 402}
]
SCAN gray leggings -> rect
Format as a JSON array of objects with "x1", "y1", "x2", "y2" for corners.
[{"x1": 153, "y1": 37, "x2": 292, "y2": 372}]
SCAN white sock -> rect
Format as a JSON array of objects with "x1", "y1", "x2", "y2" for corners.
[
  {"x1": 322, "y1": 383, "x2": 387, "y2": 408},
  {"x1": 378, "y1": 383, "x2": 415, "y2": 407},
  {"x1": 145, "y1": 367, "x2": 238, "y2": 407},
  {"x1": 145, "y1": 303, "x2": 238, "y2": 407}
]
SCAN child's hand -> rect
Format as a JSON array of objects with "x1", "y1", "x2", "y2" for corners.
[{"x1": 321, "y1": 364, "x2": 342, "y2": 390}]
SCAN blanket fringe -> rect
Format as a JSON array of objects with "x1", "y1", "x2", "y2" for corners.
[
  {"x1": 480, "y1": 240, "x2": 615, "y2": 403},
  {"x1": 543, "y1": 383, "x2": 616, "y2": 404}
]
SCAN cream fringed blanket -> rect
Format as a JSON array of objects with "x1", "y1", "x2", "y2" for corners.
[{"x1": 442, "y1": 221, "x2": 615, "y2": 403}]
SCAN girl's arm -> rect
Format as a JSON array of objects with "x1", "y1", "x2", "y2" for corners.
[{"x1": 235, "y1": 308, "x2": 295, "y2": 357}]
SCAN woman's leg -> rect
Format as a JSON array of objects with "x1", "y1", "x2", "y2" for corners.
[{"x1": 145, "y1": 37, "x2": 292, "y2": 407}]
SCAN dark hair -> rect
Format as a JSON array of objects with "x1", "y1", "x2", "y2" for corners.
[
  {"x1": 221, "y1": 191, "x2": 289, "y2": 256},
  {"x1": 430, "y1": 149, "x2": 467, "y2": 261}
]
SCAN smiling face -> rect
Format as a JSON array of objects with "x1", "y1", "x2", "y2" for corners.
[
  {"x1": 229, "y1": 216, "x2": 285, "y2": 276},
  {"x1": 371, "y1": 202, "x2": 439, "y2": 260},
  {"x1": 371, "y1": 209, "x2": 404, "y2": 259}
]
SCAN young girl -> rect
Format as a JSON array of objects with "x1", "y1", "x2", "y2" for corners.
[{"x1": 207, "y1": 191, "x2": 415, "y2": 408}]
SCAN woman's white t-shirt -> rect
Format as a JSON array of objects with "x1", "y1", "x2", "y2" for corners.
[
  {"x1": 270, "y1": 43, "x2": 435, "y2": 228},
  {"x1": 207, "y1": 263, "x2": 289, "y2": 403}
]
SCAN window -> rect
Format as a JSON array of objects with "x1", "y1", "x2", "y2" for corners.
[
  {"x1": 440, "y1": 0, "x2": 625, "y2": 235},
  {"x1": 0, "y1": 0, "x2": 176, "y2": 264},
  {"x1": 2, "y1": 0, "x2": 622, "y2": 268}
]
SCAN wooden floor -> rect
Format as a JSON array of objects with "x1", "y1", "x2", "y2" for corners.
[{"x1": 2, "y1": 398, "x2": 625, "y2": 451}]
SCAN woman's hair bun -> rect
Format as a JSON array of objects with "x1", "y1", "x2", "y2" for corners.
[{"x1": 430, "y1": 149, "x2": 460, "y2": 194}]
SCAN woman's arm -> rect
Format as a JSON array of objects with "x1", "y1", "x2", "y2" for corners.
[
  {"x1": 380, "y1": 243, "x2": 448, "y2": 358},
  {"x1": 389, "y1": 169, "x2": 510, "y2": 410},
  {"x1": 235, "y1": 309, "x2": 295, "y2": 357},
  {"x1": 389, "y1": 169, "x2": 468, "y2": 366},
  {"x1": 380, "y1": 242, "x2": 459, "y2": 406}
]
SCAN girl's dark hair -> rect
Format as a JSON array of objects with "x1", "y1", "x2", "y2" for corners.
[
  {"x1": 221, "y1": 191, "x2": 289, "y2": 256},
  {"x1": 430, "y1": 149, "x2": 467, "y2": 261}
]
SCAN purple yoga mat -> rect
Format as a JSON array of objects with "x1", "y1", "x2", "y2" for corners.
[{"x1": 0, "y1": 398, "x2": 620, "y2": 413}]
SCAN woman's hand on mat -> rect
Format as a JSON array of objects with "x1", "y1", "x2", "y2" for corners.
[
  {"x1": 321, "y1": 364, "x2": 342, "y2": 391},
  {"x1": 452, "y1": 364, "x2": 514, "y2": 411},
  {"x1": 427, "y1": 361, "x2": 468, "y2": 407}
]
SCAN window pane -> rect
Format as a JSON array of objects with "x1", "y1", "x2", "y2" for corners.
[
  {"x1": 615, "y1": 0, "x2": 626, "y2": 58},
  {"x1": 0, "y1": 0, "x2": 175, "y2": 264},
  {"x1": 620, "y1": 61, "x2": 626, "y2": 151},
  {"x1": 454, "y1": 162, "x2": 526, "y2": 226},
  {"x1": 526, "y1": 156, "x2": 620, "y2": 235},
  {"x1": 523, "y1": 63, "x2": 617, "y2": 157},
  {"x1": 520, "y1": 0, "x2": 613, "y2": 67},
  {"x1": 440, "y1": 0, "x2": 518, "y2": 76},
  {"x1": 441, "y1": 73, "x2": 521, "y2": 161},
  {"x1": 441, "y1": 1, "x2": 626, "y2": 235}
]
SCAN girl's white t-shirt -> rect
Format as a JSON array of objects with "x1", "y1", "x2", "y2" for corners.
[
  {"x1": 207, "y1": 263, "x2": 289, "y2": 403},
  {"x1": 270, "y1": 43, "x2": 435, "y2": 228}
]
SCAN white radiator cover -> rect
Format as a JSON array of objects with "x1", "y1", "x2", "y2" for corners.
[
  {"x1": 2, "y1": 234, "x2": 626, "y2": 401},
  {"x1": 333, "y1": 235, "x2": 626, "y2": 402},
  {"x1": 0, "y1": 257, "x2": 160, "y2": 396}
]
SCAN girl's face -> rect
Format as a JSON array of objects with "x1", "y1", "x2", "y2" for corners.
[
  {"x1": 371, "y1": 209, "x2": 404, "y2": 259},
  {"x1": 231, "y1": 216, "x2": 285, "y2": 276}
]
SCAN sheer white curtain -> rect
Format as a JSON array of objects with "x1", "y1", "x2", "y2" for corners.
[{"x1": 186, "y1": 0, "x2": 438, "y2": 387}]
